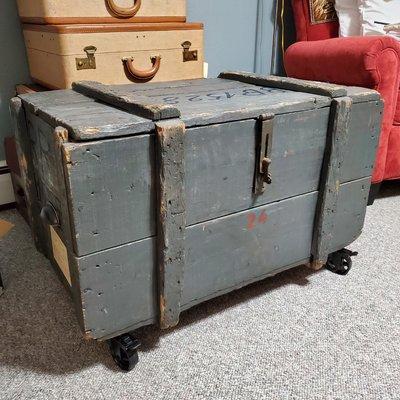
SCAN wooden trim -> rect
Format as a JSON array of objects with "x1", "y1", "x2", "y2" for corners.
[
  {"x1": 219, "y1": 72, "x2": 348, "y2": 99},
  {"x1": 309, "y1": 97, "x2": 353, "y2": 270},
  {"x1": 72, "y1": 81, "x2": 180, "y2": 120},
  {"x1": 10, "y1": 97, "x2": 44, "y2": 251},
  {"x1": 23, "y1": 22, "x2": 204, "y2": 34},
  {"x1": 20, "y1": 16, "x2": 186, "y2": 25},
  {"x1": 155, "y1": 119, "x2": 186, "y2": 329}
]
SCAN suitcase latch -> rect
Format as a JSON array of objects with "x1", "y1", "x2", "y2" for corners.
[
  {"x1": 181, "y1": 41, "x2": 198, "y2": 62},
  {"x1": 76, "y1": 46, "x2": 97, "y2": 70},
  {"x1": 254, "y1": 114, "x2": 274, "y2": 195}
]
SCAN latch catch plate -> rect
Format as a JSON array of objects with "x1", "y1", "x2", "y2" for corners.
[
  {"x1": 181, "y1": 41, "x2": 198, "y2": 62},
  {"x1": 76, "y1": 46, "x2": 97, "y2": 70}
]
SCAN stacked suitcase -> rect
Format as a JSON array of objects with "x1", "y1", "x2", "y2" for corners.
[{"x1": 16, "y1": 0, "x2": 204, "y2": 89}]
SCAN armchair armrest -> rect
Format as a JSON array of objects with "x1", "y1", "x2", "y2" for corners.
[
  {"x1": 284, "y1": 36, "x2": 400, "y2": 89},
  {"x1": 284, "y1": 36, "x2": 400, "y2": 183}
]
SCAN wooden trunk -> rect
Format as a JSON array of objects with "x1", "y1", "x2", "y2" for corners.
[
  {"x1": 22, "y1": 23, "x2": 204, "y2": 89},
  {"x1": 17, "y1": 0, "x2": 186, "y2": 24},
  {"x1": 11, "y1": 73, "x2": 382, "y2": 341}
]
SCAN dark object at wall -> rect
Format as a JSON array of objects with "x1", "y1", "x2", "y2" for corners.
[{"x1": 4, "y1": 136, "x2": 27, "y2": 221}]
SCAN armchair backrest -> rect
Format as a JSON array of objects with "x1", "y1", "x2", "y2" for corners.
[{"x1": 291, "y1": 0, "x2": 339, "y2": 41}]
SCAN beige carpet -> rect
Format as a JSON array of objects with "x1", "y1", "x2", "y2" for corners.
[{"x1": 0, "y1": 183, "x2": 399, "y2": 400}]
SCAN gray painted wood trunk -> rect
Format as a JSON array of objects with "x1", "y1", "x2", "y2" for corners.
[{"x1": 12, "y1": 74, "x2": 383, "y2": 341}]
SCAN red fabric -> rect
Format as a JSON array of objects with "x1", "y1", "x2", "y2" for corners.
[
  {"x1": 385, "y1": 126, "x2": 400, "y2": 180},
  {"x1": 291, "y1": 0, "x2": 339, "y2": 42},
  {"x1": 284, "y1": 35, "x2": 400, "y2": 184},
  {"x1": 394, "y1": 89, "x2": 400, "y2": 125}
]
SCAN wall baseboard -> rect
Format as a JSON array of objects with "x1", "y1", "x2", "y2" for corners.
[{"x1": 0, "y1": 162, "x2": 16, "y2": 207}]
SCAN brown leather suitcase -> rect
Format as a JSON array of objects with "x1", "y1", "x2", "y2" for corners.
[
  {"x1": 16, "y1": 0, "x2": 186, "y2": 24},
  {"x1": 22, "y1": 23, "x2": 204, "y2": 89}
]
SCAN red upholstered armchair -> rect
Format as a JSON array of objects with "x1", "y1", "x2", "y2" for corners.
[{"x1": 284, "y1": 0, "x2": 400, "y2": 200}]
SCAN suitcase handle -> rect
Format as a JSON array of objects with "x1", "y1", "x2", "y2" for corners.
[
  {"x1": 122, "y1": 55, "x2": 161, "y2": 81},
  {"x1": 106, "y1": 0, "x2": 141, "y2": 18}
]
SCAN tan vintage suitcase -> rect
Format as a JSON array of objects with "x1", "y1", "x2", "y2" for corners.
[
  {"x1": 16, "y1": 0, "x2": 186, "y2": 24},
  {"x1": 22, "y1": 23, "x2": 204, "y2": 89}
]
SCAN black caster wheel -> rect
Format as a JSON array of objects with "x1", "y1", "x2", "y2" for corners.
[
  {"x1": 108, "y1": 333, "x2": 141, "y2": 372},
  {"x1": 325, "y1": 248, "x2": 358, "y2": 276}
]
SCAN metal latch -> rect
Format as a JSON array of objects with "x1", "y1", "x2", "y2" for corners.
[
  {"x1": 254, "y1": 114, "x2": 274, "y2": 195},
  {"x1": 75, "y1": 46, "x2": 97, "y2": 70},
  {"x1": 181, "y1": 41, "x2": 198, "y2": 62}
]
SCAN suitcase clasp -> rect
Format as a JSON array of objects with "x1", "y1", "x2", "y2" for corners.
[
  {"x1": 254, "y1": 114, "x2": 274, "y2": 195},
  {"x1": 76, "y1": 46, "x2": 97, "y2": 70},
  {"x1": 181, "y1": 41, "x2": 198, "y2": 62}
]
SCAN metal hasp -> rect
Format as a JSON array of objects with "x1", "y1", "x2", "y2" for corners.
[
  {"x1": 254, "y1": 113, "x2": 274, "y2": 195},
  {"x1": 181, "y1": 41, "x2": 198, "y2": 62},
  {"x1": 76, "y1": 46, "x2": 97, "y2": 70}
]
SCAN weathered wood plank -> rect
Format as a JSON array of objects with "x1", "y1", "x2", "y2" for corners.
[
  {"x1": 310, "y1": 97, "x2": 353, "y2": 270},
  {"x1": 72, "y1": 81, "x2": 181, "y2": 121},
  {"x1": 186, "y1": 112, "x2": 328, "y2": 222},
  {"x1": 219, "y1": 71, "x2": 348, "y2": 98},
  {"x1": 72, "y1": 78, "x2": 332, "y2": 130},
  {"x1": 50, "y1": 127, "x2": 76, "y2": 252},
  {"x1": 155, "y1": 119, "x2": 186, "y2": 329},
  {"x1": 51, "y1": 99, "x2": 380, "y2": 258},
  {"x1": 331, "y1": 178, "x2": 370, "y2": 252},
  {"x1": 75, "y1": 177, "x2": 370, "y2": 339},
  {"x1": 61, "y1": 109, "x2": 331, "y2": 256},
  {"x1": 100, "y1": 78, "x2": 247, "y2": 96},
  {"x1": 19, "y1": 78, "x2": 333, "y2": 141},
  {"x1": 20, "y1": 92, "x2": 153, "y2": 141},
  {"x1": 341, "y1": 100, "x2": 384, "y2": 182},
  {"x1": 62, "y1": 133, "x2": 156, "y2": 256},
  {"x1": 341, "y1": 86, "x2": 380, "y2": 104},
  {"x1": 10, "y1": 97, "x2": 45, "y2": 253}
]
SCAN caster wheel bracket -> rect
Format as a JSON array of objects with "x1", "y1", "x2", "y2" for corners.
[
  {"x1": 325, "y1": 248, "x2": 358, "y2": 276},
  {"x1": 108, "y1": 333, "x2": 141, "y2": 372}
]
